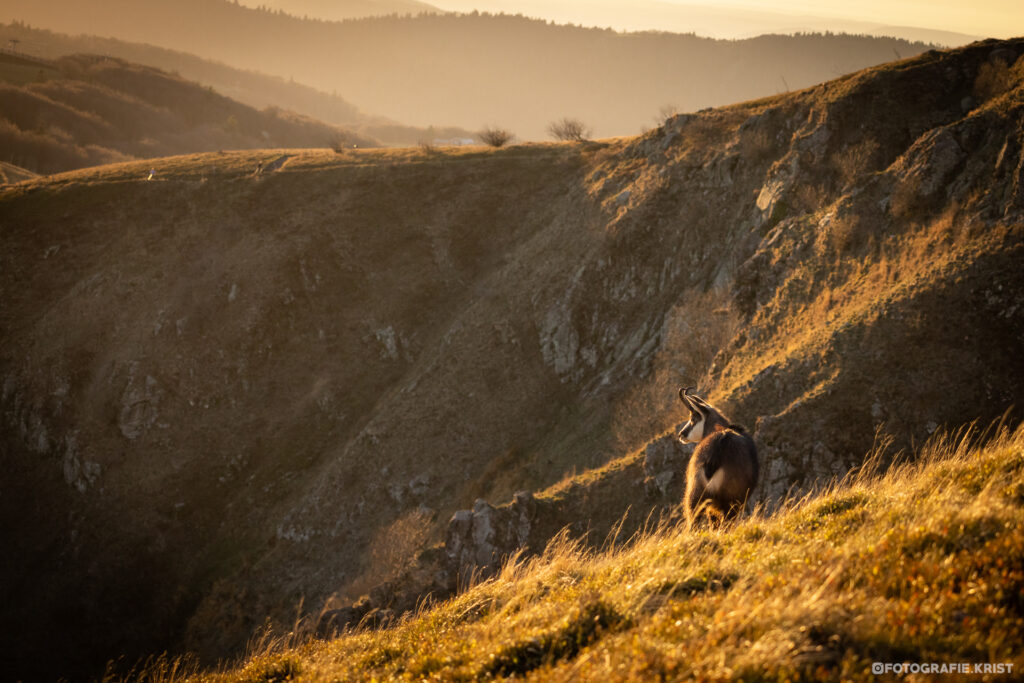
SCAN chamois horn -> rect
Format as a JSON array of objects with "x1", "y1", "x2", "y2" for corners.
[{"x1": 678, "y1": 386, "x2": 703, "y2": 417}]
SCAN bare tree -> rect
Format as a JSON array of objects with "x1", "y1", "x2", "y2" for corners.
[
  {"x1": 478, "y1": 126, "x2": 514, "y2": 148},
  {"x1": 329, "y1": 136, "x2": 357, "y2": 153},
  {"x1": 656, "y1": 103, "x2": 681, "y2": 126},
  {"x1": 547, "y1": 117, "x2": 591, "y2": 142}
]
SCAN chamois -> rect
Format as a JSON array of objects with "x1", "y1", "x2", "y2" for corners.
[{"x1": 677, "y1": 387, "x2": 759, "y2": 526}]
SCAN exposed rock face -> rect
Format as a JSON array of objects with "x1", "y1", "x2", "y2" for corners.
[
  {"x1": 119, "y1": 368, "x2": 163, "y2": 440},
  {"x1": 61, "y1": 433, "x2": 101, "y2": 493},
  {"x1": 895, "y1": 128, "x2": 965, "y2": 201},
  {"x1": 436, "y1": 434, "x2": 696, "y2": 589},
  {"x1": 642, "y1": 434, "x2": 690, "y2": 499},
  {"x1": 445, "y1": 493, "x2": 537, "y2": 576}
]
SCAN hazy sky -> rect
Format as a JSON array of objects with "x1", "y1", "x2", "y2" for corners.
[
  {"x1": 661, "y1": 0, "x2": 1022, "y2": 37},
  {"x1": 428, "y1": 0, "x2": 1023, "y2": 40}
]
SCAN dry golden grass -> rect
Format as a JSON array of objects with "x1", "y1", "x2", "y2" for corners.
[
  {"x1": 123, "y1": 421, "x2": 1024, "y2": 682},
  {"x1": 8, "y1": 141, "x2": 574, "y2": 189},
  {"x1": 716, "y1": 194, "x2": 1000, "y2": 404},
  {"x1": 367, "y1": 510, "x2": 435, "y2": 582},
  {"x1": 832, "y1": 137, "x2": 881, "y2": 188},
  {"x1": 338, "y1": 508, "x2": 436, "y2": 604}
]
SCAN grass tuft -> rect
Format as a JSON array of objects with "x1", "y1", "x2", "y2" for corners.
[{"x1": 235, "y1": 654, "x2": 302, "y2": 683}]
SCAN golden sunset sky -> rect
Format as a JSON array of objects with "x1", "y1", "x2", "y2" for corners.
[{"x1": 428, "y1": 0, "x2": 1024, "y2": 41}]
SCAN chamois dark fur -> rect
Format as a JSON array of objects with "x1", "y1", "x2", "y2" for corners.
[{"x1": 677, "y1": 387, "x2": 759, "y2": 526}]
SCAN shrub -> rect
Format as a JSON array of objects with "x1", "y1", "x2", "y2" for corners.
[
  {"x1": 655, "y1": 103, "x2": 681, "y2": 126},
  {"x1": 738, "y1": 125, "x2": 776, "y2": 162},
  {"x1": 329, "y1": 137, "x2": 352, "y2": 153},
  {"x1": 367, "y1": 508, "x2": 433, "y2": 582},
  {"x1": 793, "y1": 183, "x2": 830, "y2": 214},
  {"x1": 833, "y1": 136, "x2": 881, "y2": 187},
  {"x1": 478, "y1": 126, "x2": 514, "y2": 148},
  {"x1": 547, "y1": 117, "x2": 591, "y2": 142},
  {"x1": 973, "y1": 58, "x2": 1012, "y2": 103}
]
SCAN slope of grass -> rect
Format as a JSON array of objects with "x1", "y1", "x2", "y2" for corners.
[
  {"x1": 148, "y1": 422, "x2": 1023, "y2": 681},
  {"x1": 0, "y1": 52, "x2": 376, "y2": 174}
]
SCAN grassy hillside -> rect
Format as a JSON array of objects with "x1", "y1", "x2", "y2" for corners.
[
  {"x1": 0, "y1": 22, "x2": 477, "y2": 146},
  {"x1": 187, "y1": 423, "x2": 1024, "y2": 681},
  {"x1": 1, "y1": 38, "x2": 1023, "y2": 681},
  {"x1": 1, "y1": 1, "x2": 934, "y2": 138},
  {"x1": 0, "y1": 51, "x2": 375, "y2": 174}
]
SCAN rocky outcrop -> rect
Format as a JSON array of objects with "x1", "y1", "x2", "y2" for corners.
[
  {"x1": 316, "y1": 585, "x2": 398, "y2": 638},
  {"x1": 118, "y1": 366, "x2": 163, "y2": 440},
  {"x1": 642, "y1": 433, "x2": 691, "y2": 499},
  {"x1": 445, "y1": 492, "x2": 537, "y2": 577}
]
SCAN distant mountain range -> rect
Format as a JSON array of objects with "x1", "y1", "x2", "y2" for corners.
[{"x1": 2, "y1": 0, "x2": 938, "y2": 139}]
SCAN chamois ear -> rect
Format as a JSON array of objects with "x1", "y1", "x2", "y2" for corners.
[
  {"x1": 678, "y1": 386, "x2": 704, "y2": 419},
  {"x1": 713, "y1": 423, "x2": 726, "y2": 432},
  {"x1": 689, "y1": 392, "x2": 715, "y2": 413}
]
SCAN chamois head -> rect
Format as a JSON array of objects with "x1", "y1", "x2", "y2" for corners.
[{"x1": 677, "y1": 386, "x2": 730, "y2": 444}]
